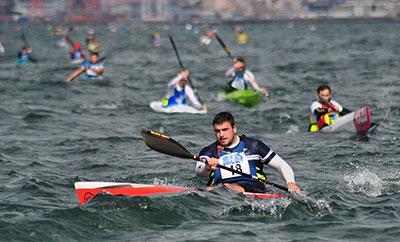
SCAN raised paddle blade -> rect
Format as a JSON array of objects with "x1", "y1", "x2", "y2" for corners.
[{"x1": 141, "y1": 130, "x2": 196, "y2": 160}]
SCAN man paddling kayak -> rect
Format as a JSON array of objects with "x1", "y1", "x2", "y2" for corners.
[
  {"x1": 162, "y1": 70, "x2": 207, "y2": 111},
  {"x1": 66, "y1": 52, "x2": 104, "y2": 82},
  {"x1": 225, "y1": 57, "x2": 268, "y2": 96},
  {"x1": 17, "y1": 46, "x2": 35, "y2": 64},
  {"x1": 309, "y1": 85, "x2": 351, "y2": 132},
  {"x1": 195, "y1": 112, "x2": 301, "y2": 195},
  {"x1": 69, "y1": 41, "x2": 85, "y2": 62},
  {"x1": 86, "y1": 34, "x2": 101, "y2": 53}
]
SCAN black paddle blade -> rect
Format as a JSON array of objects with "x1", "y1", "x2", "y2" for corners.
[{"x1": 141, "y1": 130, "x2": 196, "y2": 160}]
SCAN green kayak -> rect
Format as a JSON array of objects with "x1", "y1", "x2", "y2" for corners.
[{"x1": 225, "y1": 89, "x2": 262, "y2": 107}]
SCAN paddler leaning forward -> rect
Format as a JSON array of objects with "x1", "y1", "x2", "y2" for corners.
[
  {"x1": 309, "y1": 85, "x2": 351, "y2": 132},
  {"x1": 195, "y1": 112, "x2": 301, "y2": 195},
  {"x1": 162, "y1": 70, "x2": 207, "y2": 111},
  {"x1": 66, "y1": 52, "x2": 104, "y2": 82},
  {"x1": 225, "y1": 57, "x2": 269, "y2": 96}
]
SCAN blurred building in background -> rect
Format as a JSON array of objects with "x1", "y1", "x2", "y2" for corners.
[{"x1": 3, "y1": 0, "x2": 400, "y2": 24}]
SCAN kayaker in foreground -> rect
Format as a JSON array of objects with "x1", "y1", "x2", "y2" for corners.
[
  {"x1": 195, "y1": 112, "x2": 301, "y2": 195},
  {"x1": 309, "y1": 85, "x2": 351, "y2": 132},
  {"x1": 66, "y1": 52, "x2": 104, "y2": 82},
  {"x1": 225, "y1": 57, "x2": 269, "y2": 96},
  {"x1": 162, "y1": 70, "x2": 207, "y2": 111}
]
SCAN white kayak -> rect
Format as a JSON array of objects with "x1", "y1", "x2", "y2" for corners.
[
  {"x1": 321, "y1": 106, "x2": 372, "y2": 134},
  {"x1": 70, "y1": 58, "x2": 85, "y2": 64},
  {"x1": 150, "y1": 101, "x2": 207, "y2": 114}
]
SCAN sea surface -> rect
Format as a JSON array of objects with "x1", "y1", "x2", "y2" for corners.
[{"x1": 0, "y1": 20, "x2": 399, "y2": 241}]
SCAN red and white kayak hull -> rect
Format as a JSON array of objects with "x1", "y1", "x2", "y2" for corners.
[
  {"x1": 74, "y1": 182, "x2": 284, "y2": 206},
  {"x1": 321, "y1": 106, "x2": 372, "y2": 134}
]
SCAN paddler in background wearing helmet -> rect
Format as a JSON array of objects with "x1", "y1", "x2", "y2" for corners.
[
  {"x1": 309, "y1": 85, "x2": 351, "y2": 132},
  {"x1": 86, "y1": 34, "x2": 101, "y2": 54},
  {"x1": 54, "y1": 25, "x2": 69, "y2": 48},
  {"x1": 195, "y1": 112, "x2": 301, "y2": 195},
  {"x1": 66, "y1": 52, "x2": 104, "y2": 82},
  {"x1": 162, "y1": 70, "x2": 207, "y2": 111},
  {"x1": 68, "y1": 41, "x2": 86, "y2": 63},
  {"x1": 225, "y1": 57, "x2": 269, "y2": 96}
]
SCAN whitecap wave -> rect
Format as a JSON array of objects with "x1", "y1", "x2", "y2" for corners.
[{"x1": 343, "y1": 168, "x2": 383, "y2": 197}]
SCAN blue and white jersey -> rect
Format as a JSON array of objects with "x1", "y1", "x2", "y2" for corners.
[
  {"x1": 225, "y1": 67, "x2": 262, "y2": 91},
  {"x1": 198, "y1": 136, "x2": 276, "y2": 191},
  {"x1": 165, "y1": 75, "x2": 202, "y2": 109},
  {"x1": 71, "y1": 50, "x2": 84, "y2": 60},
  {"x1": 164, "y1": 87, "x2": 187, "y2": 107},
  {"x1": 17, "y1": 52, "x2": 31, "y2": 62},
  {"x1": 81, "y1": 60, "x2": 104, "y2": 79}
]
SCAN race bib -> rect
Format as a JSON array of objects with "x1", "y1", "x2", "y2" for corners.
[
  {"x1": 231, "y1": 78, "x2": 245, "y2": 90},
  {"x1": 219, "y1": 152, "x2": 250, "y2": 180}
]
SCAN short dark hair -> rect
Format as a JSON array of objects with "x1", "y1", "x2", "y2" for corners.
[
  {"x1": 213, "y1": 112, "x2": 235, "y2": 127},
  {"x1": 234, "y1": 57, "x2": 246, "y2": 64},
  {"x1": 317, "y1": 85, "x2": 331, "y2": 94}
]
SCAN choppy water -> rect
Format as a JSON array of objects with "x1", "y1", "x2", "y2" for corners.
[{"x1": 0, "y1": 20, "x2": 399, "y2": 241}]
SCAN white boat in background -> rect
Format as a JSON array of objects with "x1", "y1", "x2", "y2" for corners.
[
  {"x1": 150, "y1": 101, "x2": 207, "y2": 114},
  {"x1": 0, "y1": 41, "x2": 4, "y2": 53},
  {"x1": 70, "y1": 58, "x2": 85, "y2": 65},
  {"x1": 321, "y1": 106, "x2": 372, "y2": 134}
]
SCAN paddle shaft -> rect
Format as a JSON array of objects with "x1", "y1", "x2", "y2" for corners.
[
  {"x1": 168, "y1": 36, "x2": 203, "y2": 105},
  {"x1": 21, "y1": 34, "x2": 29, "y2": 48},
  {"x1": 215, "y1": 34, "x2": 234, "y2": 60}
]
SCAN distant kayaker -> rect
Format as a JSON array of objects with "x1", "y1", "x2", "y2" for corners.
[
  {"x1": 69, "y1": 41, "x2": 85, "y2": 62},
  {"x1": 225, "y1": 57, "x2": 268, "y2": 95},
  {"x1": 17, "y1": 46, "x2": 35, "y2": 64},
  {"x1": 195, "y1": 112, "x2": 301, "y2": 195},
  {"x1": 86, "y1": 35, "x2": 101, "y2": 53},
  {"x1": 162, "y1": 70, "x2": 207, "y2": 111},
  {"x1": 0, "y1": 40, "x2": 4, "y2": 53},
  {"x1": 151, "y1": 31, "x2": 161, "y2": 47},
  {"x1": 66, "y1": 52, "x2": 104, "y2": 82},
  {"x1": 309, "y1": 85, "x2": 351, "y2": 132},
  {"x1": 200, "y1": 30, "x2": 215, "y2": 46}
]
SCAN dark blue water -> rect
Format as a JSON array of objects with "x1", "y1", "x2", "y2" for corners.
[{"x1": 0, "y1": 20, "x2": 399, "y2": 241}]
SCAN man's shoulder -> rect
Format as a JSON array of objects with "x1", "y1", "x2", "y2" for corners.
[
  {"x1": 241, "y1": 135, "x2": 265, "y2": 148},
  {"x1": 244, "y1": 70, "x2": 254, "y2": 77},
  {"x1": 310, "y1": 100, "x2": 321, "y2": 107},
  {"x1": 240, "y1": 135, "x2": 258, "y2": 144},
  {"x1": 199, "y1": 141, "x2": 218, "y2": 156}
]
